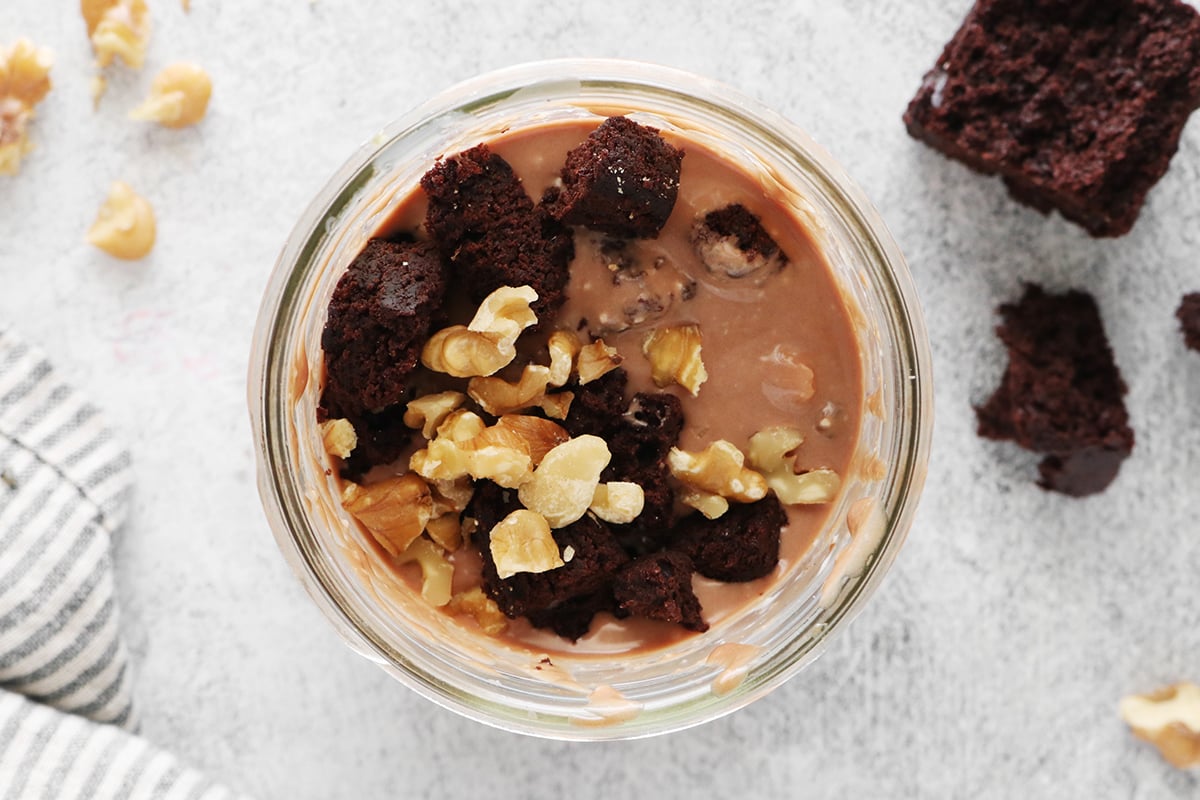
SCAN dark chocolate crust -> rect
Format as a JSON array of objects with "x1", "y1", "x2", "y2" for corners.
[
  {"x1": 421, "y1": 144, "x2": 573, "y2": 319},
  {"x1": 975, "y1": 284, "x2": 1134, "y2": 496},
  {"x1": 1177, "y1": 292, "x2": 1200, "y2": 352},
  {"x1": 319, "y1": 239, "x2": 449, "y2": 418},
  {"x1": 543, "y1": 116, "x2": 683, "y2": 239},
  {"x1": 904, "y1": 0, "x2": 1200, "y2": 237}
]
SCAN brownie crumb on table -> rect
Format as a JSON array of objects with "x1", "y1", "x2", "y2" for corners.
[
  {"x1": 613, "y1": 551, "x2": 708, "y2": 632},
  {"x1": 671, "y1": 495, "x2": 787, "y2": 582},
  {"x1": 319, "y1": 238, "x2": 449, "y2": 418},
  {"x1": 421, "y1": 144, "x2": 573, "y2": 319},
  {"x1": 1177, "y1": 292, "x2": 1200, "y2": 352},
  {"x1": 904, "y1": 0, "x2": 1200, "y2": 237},
  {"x1": 975, "y1": 284, "x2": 1134, "y2": 496},
  {"x1": 542, "y1": 116, "x2": 684, "y2": 239}
]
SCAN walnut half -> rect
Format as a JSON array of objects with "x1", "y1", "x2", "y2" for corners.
[{"x1": 1120, "y1": 682, "x2": 1200, "y2": 769}]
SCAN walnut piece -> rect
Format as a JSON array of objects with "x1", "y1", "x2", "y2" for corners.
[
  {"x1": 424, "y1": 513, "x2": 462, "y2": 552},
  {"x1": 1120, "y1": 682, "x2": 1200, "y2": 769},
  {"x1": 411, "y1": 412, "x2": 536, "y2": 488},
  {"x1": 547, "y1": 330, "x2": 581, "y2": 387},
  {"x1": 668, "y1": 440, "x2": 767, "y2": 503},
  {"x1": 468, "y1": 365, "x2": 552, "y2": 416},
  {"x1": 478, "y1": 415, "x2": 569, "y2": 465},
  {"x1": 129, "y1": 62, "x2": 212, "y2": 128},
  {"x1": 86, "y1": 181, "x2": 156, "y2": 260},
  {"x1": 422, "y1": 285, "x2": 538, "y2": 378},
  {"x1": 82, "y1": 0, "x2": 151, "y2": 69},
  {"x1": 342, "y1": 474, "x2": 432, "y2": 558},
  {"x1": 395, "y1": 537, "x2": 453, "y2": 607},
  {"x1": 643, "y1": 324, "x2": 707, "y2": 396},
  {"x1": 489, "y1": 509, "x2": 563, "y2": 579},
  {"x1": 577, "y1": 339, "x2": 623, "y2": 384},
  {"x1": 446, "y1": 587, "x2": 507, "y2": 635},
  {"x1": 747, "y1": 426, "x2": 841, "y2": 505},
  {"x1": 0, "y1": 39, "x2": 53, "y2": 176},
  {"x1": 537, "y1": 391, "x2": 573, "y2": 420},
  {"x1": 679, "y1": 487, "x2": 729, "y2": 520},
  {"x1": 319, "y1": 418, "x2": 357, "y2": 459},
  {"x1": 589, "y1": 481, "x2": 645, "y2": 524},
  {"x1": 404, "y1": 391, "x2": 466, "y2": 439},
  {"x1": 518, "y1": 435, "x2": 611, "y2": 528}
]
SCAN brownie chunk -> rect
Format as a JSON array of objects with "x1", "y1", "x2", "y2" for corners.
[
  {"x1": 526, "y1": 588, "x2": 626, "y2": 642},
  {"x1": 338, "y1": 405, "x2": 414, "y2": 480},
  {"x1": 612, "y1": 552, "x2": 707, "y2": 632},
  {"x1": 543, "y1": 116, "x2": 683, "y2": 239},
  {"x1": 904, "y1": 0, "x2": 1200, "y2": 237},
  {"x1": 671, "y1": 496, "x2": 787, "y2": 582},
  {"x1": 691, "y1": 204, "x2": 788, "y2": 278},
  {"x1": 320, "y1": 239, "x2": 449, "y2": 418},
  {"x1": 976, "y1": 284, "x2": 1134, "y2": 496},
  {"x1": 1178, "y1": 292, "x2": 1200, "y2": 352},
  {"x1": 421, "y1": 145, "x2": 573, "y2": 318}
]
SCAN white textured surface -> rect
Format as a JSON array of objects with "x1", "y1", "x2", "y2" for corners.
[{"x1": 3, "y1": 1, "x2": 1199, "y2": 797}]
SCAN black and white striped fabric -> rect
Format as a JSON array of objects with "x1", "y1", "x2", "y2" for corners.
[{"x1": 0, "y1": 327, "x2": 247, "y2": 799}]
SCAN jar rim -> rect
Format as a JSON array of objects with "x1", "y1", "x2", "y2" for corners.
[{"x1": 249, "y1": 58, "x2": 933, "y2": 740}]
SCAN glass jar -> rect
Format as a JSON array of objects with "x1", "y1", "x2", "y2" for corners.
[{"x1": 248, "y1": 59, "x2": 933, "y2": 740}]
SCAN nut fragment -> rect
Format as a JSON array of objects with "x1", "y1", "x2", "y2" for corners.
[
  {"x1": 589, "y1": 482, "x2": 645, "y2": 524},
  {"x1": 424, "y1": 513, "x2": 463, "y2": 552},
  {"x1": 489, "y1": 509, "x2": 563, "y2": 579},
  {"x1": 537, "y1": 391, "x2": 573, "y2": 420},
  {"x1": 129, "y1": 62, "x2": 212, "y2": 128},
  {"x1": 680, "y1": 487, "x2": 729, "y2": 520},
  {"x1": 319, "y1": 418, "x2": 357, "y2": 459},
  {"x1": 342, "y1": 474, "x2": 432, "y2": 558},
  {"x1": 748, "y1": 426, "x2": 841, "y2": 505},
  {"x1": 429, "y1": 477, "x2": 473, "y2": 515},
  {"x1": 468, "y1": 365, "x2": 552, "y2": 415},
  {"x1": 1120, "y1": 682, "x2": 1200, "y2": 769},
  {"x1": 643, "y1": 324, "x2": 707, "y2": 396},
  {"x1": 395, "y1": 536, "x2": 453, "y2": 607},
  {"x1": 547, "y1": 330, "x2": 581, "y2": 387},
  {"x1": 0, "y1": 40, "x2": 54, "y2": 176},
  {"x1": 577, "y1": 339, "x2": 623, "y2": 384},
  {"x1": 411, "y1": 412, "x2": 534, "y2": 488},
  {"x1": 436, "y1": 410, "x2": 487, "y2": 442},
  {"x1": 668, "y1": 440, "x2": 767, "y2": 502},
  {"x1": 422, "y1": 286, "x2": 539, "y2": 378},
  {"x1": 86, "y1": 181, "x2": 156, "y2": 260},
  {"x1": 82, "y1": 0, "x2": 151, "y2": 69},
  {"x1": 481, "y1": 415, "x2": 570, "y2": 465},
  {"x1": 404, "y1": 391, "x2": 466, "y2": 439},
  {"x1": 445, "y1": 587, "x2": 507, "y2": 635},
  {"x1": 518, "y1": 435, "x2": 611, "y2": 528}
]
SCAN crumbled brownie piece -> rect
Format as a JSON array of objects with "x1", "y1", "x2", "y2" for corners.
[
  {"x1": 691, "y1": 204, "x2": 788, "y2": 278},
  {"x1": 526, "y1": 588, "x2": 626, "y2": 642},
  {"x1": 558, "y1": 369, "x2": 630, "y2": 442},
  {"x1": 339, "y1": 405, "x2": 414, "y2": 480},
  {"x1": 421, "y1": 145, "x2": 573, "y2": 318},
  {"x1": 976, "y1": 284, "x2": 1135, "y2": 496},
  {"x1": 543, "y1": 116, "x2": 683, "y2": 239},
  {"x1": 320, "y1": 239, "x2": 449, "y2": 417},
  {"x1": 476, "y1": 510, "x2": 629, "y2": 619},
  {"x1": 904, "y1": 0, "x2": 1200, "y2": 237},
  {"x1": 671, "y1": 496, "x2": 786, "y2": 582},
  {"x1": 618, "y1": 391, "x2": 686, "y2": 468},
  {"x1": 1178, "y1": 292, "x2": 1200, "y2": 352},
  {"x1": 612, "y1": 551, "x2": 707, "y2": 632}
]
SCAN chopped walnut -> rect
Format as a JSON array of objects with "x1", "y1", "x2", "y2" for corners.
[
  {"x1": 411, "y1": 412, "x2": 535, "y2": 488},
  {"x1": 395, "y1": 537, "x2": 453, "y2": 607},
  {"x1": 1120, "y1": 682, "x2": 1200, "y2": 769},
  {"x1": 435, "y1": 409, "x2": 487, "y2": 442},
  {"x1": 468, "y1": 365, "x2": 552, "y2": 415},
  {"x1": 577, "y1": 339, "x2": 623, "y2": 384},
  {"x1": 0, "y1": 39, "x2": 53, "y2": 176},
  {"x1": 589, "y1": 481, "x2": 645, "y2": 524},
  {"x1": 518, "y1": 435, "x2": 611, "y2": 528},
  {"x1": 547, "y1": 330, "x2": 581, "y2": 387},
  {"x1": 643, "y1": 324, "x2": 707, "y2": 396},
  {"x1": 445, "y1": 587, "x2": 507, "y2": 635},
  {"x1": 668, "y1": 440, "x2": 767, "y2": 503},
  {"x1": 342, "y1": 474, "x2": 432, "y2": 558},
  {"x1": 747, "y1": 426, "x2": 841, "y2": 505},
  {"x1": 429, "y1": 477, "x2": 473, "y2": 515},
  {"x1": 129, "y1": 62, "x2": 212, "y2": 128},
  {"x1": 404, "y1": 391, "x2": 466, "y2": 439},
  {"x1": 82, "y1": 0, "x2": 151, "y2": 69},
  {"x1": 477, "y1": 415, "x2": 569, "y2": 465},
  {"x1": 679, "y1": 487, "x2": 729, "y2": 520},
  {"x1": 424, "y1": 513, "x2": 463, "y2": 552},
  {"x1": 537, "y1": 391, "x2": 573, "y2": 420},
  {"x1": 422, "y1": 286, "x2": 538, "y2": 377},
  {"x1": 319, "y1": 418, "x2": 357, "y2": 459},
  {"x1": 86, "y1": 181, "x2": 156, "y2": 260},
  {"x1": 489, "y1": 509, "x2": 563, "y2": 579}
]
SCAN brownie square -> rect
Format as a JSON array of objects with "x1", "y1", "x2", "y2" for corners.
[
  {"x1": 976, "y1": 284, "x2": 1135, "y2": 496},
  {"x1": 904, "y1": 0, "x2": 1200, "y2": 237},
  {"x1": 1177, "y1": 292, "x2": 1200, "y2": 352}
]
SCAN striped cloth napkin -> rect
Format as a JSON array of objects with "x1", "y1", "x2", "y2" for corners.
[{"x1": 0, "y1": 326, "x2": 247, "y2": 799}]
